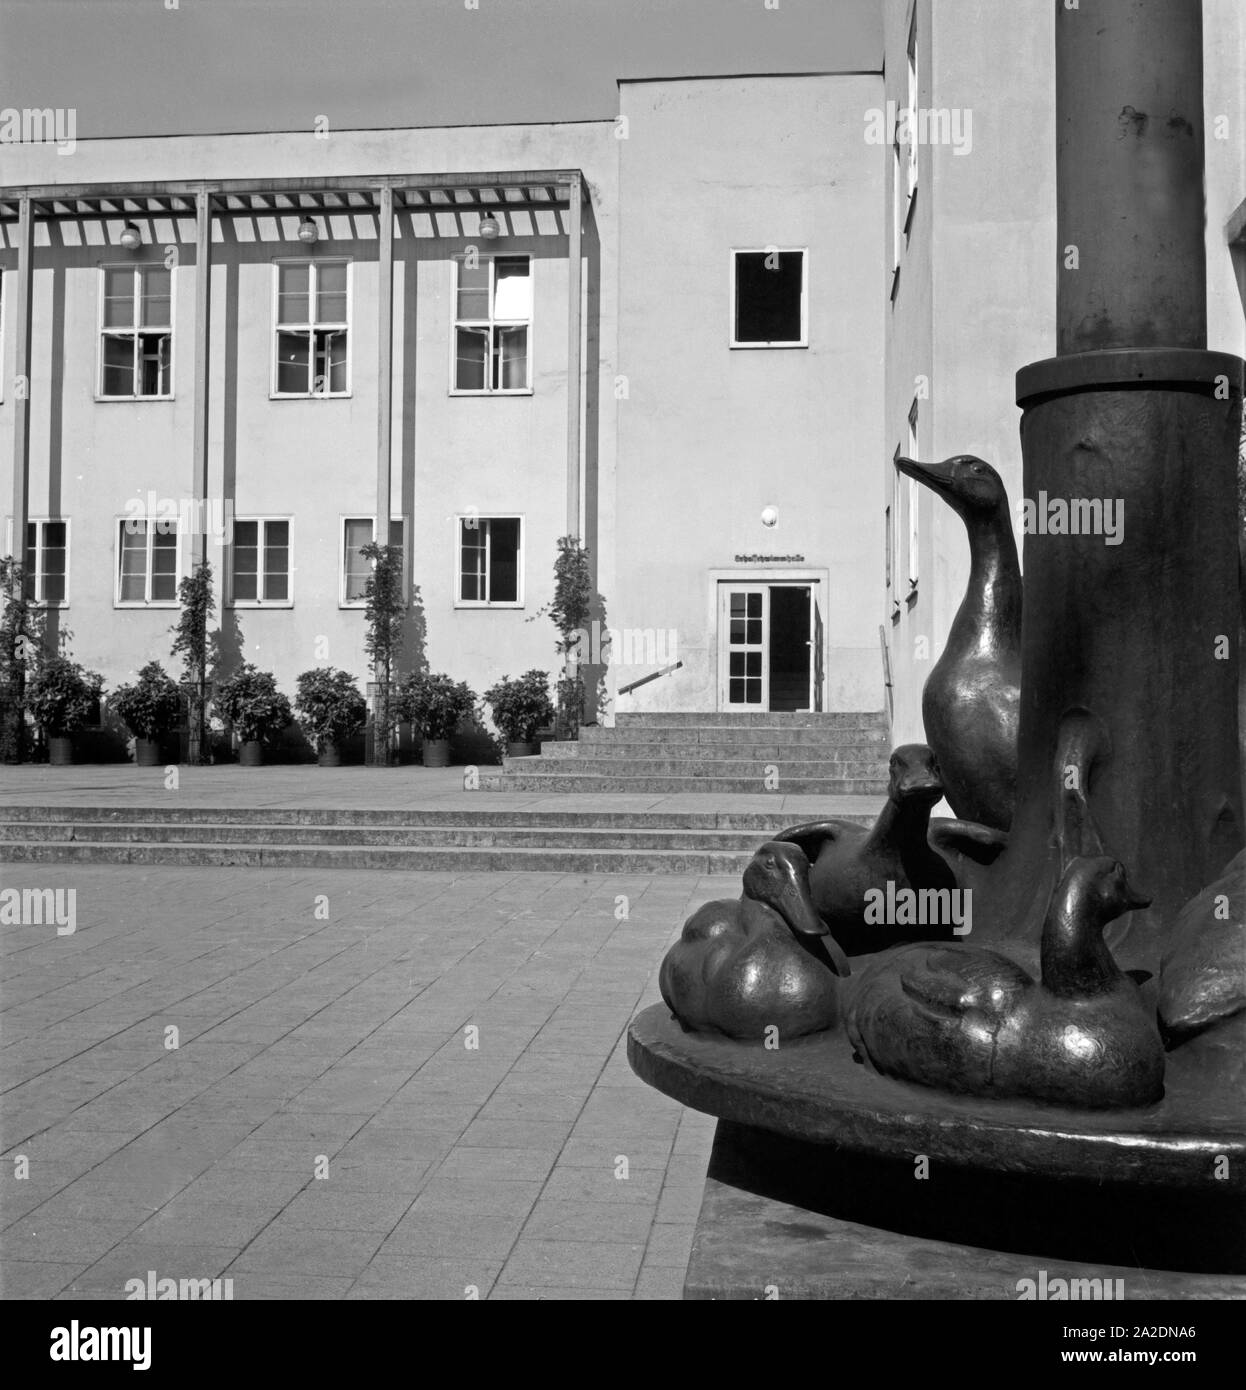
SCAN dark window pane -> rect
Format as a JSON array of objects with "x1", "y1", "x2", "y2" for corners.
[
  {"x1": 101, "y1": 336, "x2": 135, "y2": 395},
  {"x1": 734, "y1": 251, "x2": 803, "y2": 343},
  {"x1": 103, "y1": 268, "x2": 134, "y2": 328},
  {"x1": 276, "y1": 332, "x2": 310, "y2": 392},
  {"x1": 488, "y1": 518, "x2": 520, "y2": 602},
  {"x1": 316, "y1": 262, "x2": 347, "y2": 323},
  {"x1": 456, "y1": 260, "x2": 489, "y2": 321},
  {"x1": 141, "y1": 268, "x2": 172, "y2": 328},
  {"x1": 494, "y1": 325, "x2": 528, "y2": 389},
  {"x1": 151, "y1": 527, "x2": 178, "y2": 601},
  {"x1": 455, "y1": 327, "x2": 488, "y2": 390},
  {"x1": 277, "y1": 264, "x2": 310, "y2": 324}
]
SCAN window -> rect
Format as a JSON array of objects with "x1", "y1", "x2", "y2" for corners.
[
  {"x1": 456, "y1": 516, "x2": 522, "y2": 606},
  {"x1": 116, "y1": 518, "x2": 179, "y2": 605},
  {"x1": 0, "y1": 268, "x2": 5, "y2": 402},
  {"x1": 273, "y1": 261, "x2": 350, "y2": 396},
  {"x1": 906, "y1": 14, "x2": 919, "y2": 207},
  {"x1": 230, "y1": 519, "x2": 291, "y2": 606},
  {"x1": 452, "y1": 256, "x2": 531, "y2": 392},
  {"x1": 99, "y1": 266, "x2": 172, "y2": 398},
  {"x1": 11, "y1": 519, "x2": 68, "y2": 605},
  {"x1": 731, "y1": 250, "x2": 806, "y2": 347},
  {"x1": 340, "y1": 516, "x2": 405, "y2": 607},
  {"x1": 906, "y1": 401, "x2": 920, "y2": 594}
]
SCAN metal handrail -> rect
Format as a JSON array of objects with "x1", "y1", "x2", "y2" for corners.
[{"x1": 618, "y1": 660, "x2": 683, "y2": 698}]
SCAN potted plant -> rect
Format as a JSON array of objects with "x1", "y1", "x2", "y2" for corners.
[
  {"x1": 111, "y1": 661, "x2": 183, "y2": 766},
  {"x1": 25, "y1": 656, "x2": 104, "y2": 765},
  {"x1": 398, "y1": 671, "x2": 476, "y2": 768},
  {"x1": 483, "y1": 669, "x2": 554, "y2": 757},
  {"x1": 295, "y1": 667, "x2": 366, "y2": 767},
  {"x1": 213, "y1": 663, "x2": 292, "y2": 766}
]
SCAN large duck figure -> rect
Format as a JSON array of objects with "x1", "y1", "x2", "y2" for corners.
[
  {"x1": 659, "y1": 842, "x2": 848, "y2": 1040},
  {"x1": 894, "y1": 454, "x2": 1021, "y2": 830},
  {"x1": 776, "y1": 743, "x2": 1005, "y2": 957},
  {"x1": 847, "y1": 855, "x2": 1163, "y2": 1109}
]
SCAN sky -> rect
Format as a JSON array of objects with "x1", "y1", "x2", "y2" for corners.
[{"x1": 0, "y1": 0, "x2": 881, "y2": 140}]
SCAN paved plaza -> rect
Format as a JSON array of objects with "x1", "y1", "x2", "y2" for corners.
[{"x1": 0, "y1": 857, "x2": 729, "y2": 1299}]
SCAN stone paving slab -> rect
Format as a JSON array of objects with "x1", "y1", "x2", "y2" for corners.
[
  {"x1": 0, "y1": 860, "x2": 721, "y2": 1299},
  {"x1": 0, "y1": 764, "x2": 884, "y2": 820}
]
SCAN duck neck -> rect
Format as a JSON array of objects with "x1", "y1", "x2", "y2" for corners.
[
  {"x1": 1041, "y1": 882, "x2": 1120, "y2": 998},
  {"x1": 865, "y1": 796, "x2": 930, "y2": 856},
  {"x1": 949, "y1": 508, "x2": 1022, "y2": 661}
]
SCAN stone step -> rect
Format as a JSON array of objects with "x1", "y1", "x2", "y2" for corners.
[
  {"x1": 547, "y1": 742, "x2": 890, "y2": 761},
  {"x1": 580, "y1": 727, "x2": 890, "y2": 748},
  {"x1": 0, "y1": 804, "x2": 880, "y2": 830},
  {"x1": 483, "y1": 774, "x2": 889, "y2": 794},
  {"x1": 0, "y1": 840, "x2": 783, "y2": 875},
  {"x1": 497, "y1": 757, "x2": 886, "y2": 778},
  {"x1": 0, "y1": 821, "x2": 873, "y2": 851},
  {"x1": 615, "y1": 712, "x2": 887, "y2": 729}
]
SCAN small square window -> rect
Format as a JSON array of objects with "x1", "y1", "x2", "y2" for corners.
[
  {"x1": 115, "y1": 518, "x2": 180, "y2": 606},
  {"x1": 456, "y1": 516, "x2": 522, "y2": 605},
  {"x1": 731, "y1": 250, "x2": 806, "y2": 347},
  {"x1": 340, "y1": 517, "x2": 406, "y2": 608},
  {"x1": 230, "y1": 518, "x2": 292, "y2": 606}
]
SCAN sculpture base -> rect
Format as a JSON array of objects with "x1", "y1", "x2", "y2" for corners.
[
  {"x1": 629, "y1": 1005, "x2": 1246, "y2": 1274},
  {"x1": 685, "y1": 1121, "x2": 1246, "y2": 1298}
]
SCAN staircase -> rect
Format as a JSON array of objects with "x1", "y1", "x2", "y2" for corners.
[
  {"x1": 0, "y1": 803, "x2": 878, "y2": 876},
  {"x1": 485, "y1": 711, "x2": 891, "y2": 795}
]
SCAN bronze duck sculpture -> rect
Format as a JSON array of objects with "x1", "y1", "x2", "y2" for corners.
[
  {"x1": 775, "y1": 743, "x2": 1004, "y2": 957},
  {"x1": 895, "y1": 454, "x2": 1020, "y2": 830},
  {"x1": 659, "y1": 842, "x2": 848, "y2": 1040},
  {"x1": 847, "y1": 855, "x2": 1163, "y2": 1109}
]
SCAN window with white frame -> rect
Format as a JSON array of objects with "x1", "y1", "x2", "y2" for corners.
[
  {"x1": 731, "y1": 250, "x2": 806, "y2": 347},
  {"x1": 100, "y1": 265, "x2": 173, "y2": 398},
  {"x1": 457, "y1": 516, "x2": 522, "y2": 605},
  {"x1": 13, "y1": 519, "x2": 68, "y2": 605},
  {"x1": 906, "y1": 401, "x2": 920, "y2": 592},
  {"x1": 230, "y1": 519, "x2": 291, "y2": 605},
  {"x1": 906, "y1": 14, "x2": 919, "y2": 207},
  {"x1": 116, "y1": 518, "x2": 179, "y2": 605},
  {"x1": 273, "y1": 260, "x2": 350, "y2": 396},
  {"x1": 452, "y1": 255, "x2": 531, "y2": 392},
  {"x1": 341, "y1": 516, "x2": 405, "y2": 607}
]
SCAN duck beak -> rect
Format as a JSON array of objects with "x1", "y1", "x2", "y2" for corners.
[
  {"x1": 1123, "y1": 884, "x2": 1152, "y2": 912},
  {"x1": 895, "y1": 767, "x2": 943, "y2": 802},
  {"x1": 895, "y1": 456, "x2": 961, "y2": 504},
  {"x1": 778, "y1": 880, "x2": 829, "y2": 940}
]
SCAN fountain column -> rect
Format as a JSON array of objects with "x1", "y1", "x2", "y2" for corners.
[{"x1": 998, "y1": 0, "x2": 1243, "y2": 964}]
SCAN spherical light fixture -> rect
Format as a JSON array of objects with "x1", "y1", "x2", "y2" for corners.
[
  {"x1": 297, "y1": 217, "x2": 319, "y2": 245},
  {"x1": 478, "y1": 211, "x2": 501, "y2": 239},
  {"x1": 119, "y1": 223, "x2": 142, "y2": 251},
  {"x1": 761, "y1": 506, "x2": 779, "y2": 528}
]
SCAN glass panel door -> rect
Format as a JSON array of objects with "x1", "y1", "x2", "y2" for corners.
[{"x1": 719, "y1": 585, "x2": 768, "y2": 710}]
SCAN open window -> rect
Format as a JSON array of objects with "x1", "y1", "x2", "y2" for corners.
[
  {"x1": 452, "y1": 256, "x2": 532, "y2": 392},
  {"x1": 99, "y1": 266, "x2": 173, "y2": 398},
  {"x1": 273, "y1": 260, "x2": 350, "y2": 396},
  {"x1": 340, "y1": 516, "x2": 406, "y2": 608},
  {"x1": 456, "y1": 516, "x2": 522, "y2": 606}
]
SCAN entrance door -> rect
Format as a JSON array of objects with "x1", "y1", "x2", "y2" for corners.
[
  {"x1": 718, "y1": 583, "x2": 818, "y2": 712},
  {"x1": 719, "y1": 585, "x2": 768, "y2": 709},
  {"x1": 812, "y1": 593, "x2": 824, "y2": 713}
]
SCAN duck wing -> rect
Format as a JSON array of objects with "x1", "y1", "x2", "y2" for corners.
[
  {"x1": 928, "y1": 819, "x2": 1009, "y2": 867},
  {"x1": 773, "y1": 820, "x2": 854, "y2": 862},
  {"x1": 897, "y1": 945, "x2": 1032, "y2": 1019}
]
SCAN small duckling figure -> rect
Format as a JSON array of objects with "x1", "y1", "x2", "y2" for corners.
[
  {"x1": 777, "y1": 744, "x2": 1001, "y2": 957},
  {"x1": 659, "y1": 842, "x2": 848, "y2": 1041},
  {"x1": 847, "y1": 855, "x2": 1164, "y2": 1109}
]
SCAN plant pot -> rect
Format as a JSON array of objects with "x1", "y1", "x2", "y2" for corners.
[
  {"x1": 318, "y1": 742, "x2": 342, "y2": 768},
  {"x1": 506, "y1": 740, "x2": 537, "y2": 758},
  {"x1": 134, "y1": 738, "x2": 163, "y2": 767},
  {"x1": 48, "y1": 735, "x2": 74, "y2": 766},
  {"x1": 239, "y1": 739, "x2": 264, "y2": 767},
  {"x1": 422, "y1": 737, "x2": 451, "y2": 768}
]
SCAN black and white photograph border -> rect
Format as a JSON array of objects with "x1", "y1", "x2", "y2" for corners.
[{"x1": 0, "y1": 0, "x2": 1243, "y2": 1339}]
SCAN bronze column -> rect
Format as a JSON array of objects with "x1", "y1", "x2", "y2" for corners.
[{"x1": 994, "y1": 0, "x2": 1243, "y2": 965}]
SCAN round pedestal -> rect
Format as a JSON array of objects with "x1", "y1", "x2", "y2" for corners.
[{"x1": 628, "y1": 1003, "x2": 1246, "y2": 1195}]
